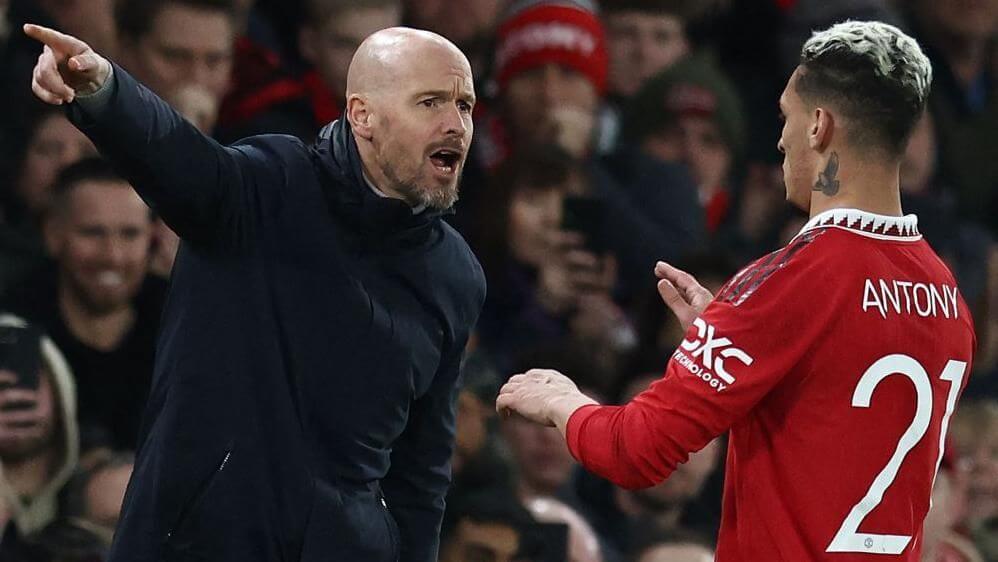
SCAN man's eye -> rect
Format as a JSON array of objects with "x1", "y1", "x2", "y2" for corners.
[
  {"x1": 420, "y1": 99, "x2": 437, "y2": 108},
  {"x1": 458, "y1": 101, "x2": 472, "y2": 112}
]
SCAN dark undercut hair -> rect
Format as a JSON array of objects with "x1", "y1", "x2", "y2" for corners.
[
  {"x1": 116, "y1": 0, "x2": 236, "y2": 41},
  {"x1": 795, "y1": 21, "x2": 932, "y2": 158},
  {"x1": 48, "y1": 158, "x2": 151, "y2": 220}
]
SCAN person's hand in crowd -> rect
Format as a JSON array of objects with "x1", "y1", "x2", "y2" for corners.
[
  {"x1": 496, "y1": 369, "x2": 597, "y2": 431},
  {"x1": 0, "y1": 371, "x2": 52, "y2": 445},
  {"x1": 166, "y1": 84, "x2": 220, "y2": 134},
  {"x1": 655, "y1": 261, "x2": 714, "y2": 331},
  {"x1": 537, "y1": 231, "x2": 616, "y2": 315},
  {"x1": 737, "y1": 163, "x2": 785, "y2": 242},
  {"x1": 24, "y1": 23, "x2": 112, "y2": 104},
  {"x1": 550, "y1": 106, "x2": 596, "y2": 159},
  {"x1": 571, "y1": 292, "x2": 636, "y2": 352}
]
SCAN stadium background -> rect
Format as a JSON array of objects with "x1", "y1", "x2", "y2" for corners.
[{"x1": 0, "y1": 0, "x2": 994, "y2": 560}]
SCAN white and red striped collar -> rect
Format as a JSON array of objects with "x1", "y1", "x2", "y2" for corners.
[{"x1": 796, "y1": 208, "x2": 921, "y2": 241}]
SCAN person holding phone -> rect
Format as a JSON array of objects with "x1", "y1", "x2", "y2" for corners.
[
  {"x1": 470, "y1": 148, "x2": 631, "y2": 374},
  {"x1": 0, "y1": 314, "x2": 79, "y2": 550}
]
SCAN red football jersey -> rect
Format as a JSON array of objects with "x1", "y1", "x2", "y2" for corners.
[{"x1": 567, "y1": 209, "x2": 977, "y2": 561}]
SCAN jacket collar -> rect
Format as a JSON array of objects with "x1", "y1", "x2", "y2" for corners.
[{"x1": 310, "y1": 119, "x2": 452, "y2": 240}]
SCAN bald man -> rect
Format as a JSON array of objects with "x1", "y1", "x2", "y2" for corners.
[{"x1": 25, "y1": 23, "x2": 485, "y2": 562}]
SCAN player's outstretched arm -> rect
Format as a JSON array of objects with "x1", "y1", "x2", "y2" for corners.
[{"x1": 24, "y1": 24, "x2": 290, "y2": 248}]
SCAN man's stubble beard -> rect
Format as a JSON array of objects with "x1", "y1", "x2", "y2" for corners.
[
  {"x1": 381, "y1": 153, "x2": 462, "y2": 211},
  {"x1": 62, "y1": 271, "x2": 135, "y2": 317}
]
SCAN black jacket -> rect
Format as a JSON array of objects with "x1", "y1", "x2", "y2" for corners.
[{"x1": 68, "y1": 65, "x2": 486, "y2": 562}]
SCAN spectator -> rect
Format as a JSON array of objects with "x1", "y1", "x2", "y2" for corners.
[
  {"x1": 62, "y1": 450, "x2": 135, "y2": 549},
  {"x1": 4, "y1": 159, "x2": 165, "y2": 451},
  {"x1": 299, "y1": 0, "x2": 400, "y2": 115},
  {"x1": 219, "y1": 0, "x2": 403, "y2": 142},
  {"x1": 0, "y1": 0, "x2": 118, "y2": 149},
  {"x1": 500, "y1": 345, "x2": 613, "y2": 505},
  {"x1": 501, "y1": 409, "x2": 577, "y2": 502},
  {"x1": 31, "y1": 0, "x2": 118, "y2": 56},
  {"x1": 525, "y1": 496, "x2": 604, "y2": 562},
  {"x1": 403, "y1": 0, "x2": 504, "y2": 81},
  {"x1": 633, "y1": 539, "x2": 714, "y2": 562},
  {"x1": 1, "y1": 104, "x2": 96, "y2": 295},
  {"x1": 920, "y1": 448, "x2": 985, "y2": 562},
  {"x1": 621, "y1": 54, "x2": 746, "y2": 237},
  {"x1": 7, "y1": 451, "x2": 134, "y2": 561},
  {"x1": 440, "y1": 490, "x2": 542, "y2": 562},
  {"x1": 0, "y1": 314, "x2": 79, "y2": 550},
  {"x1": 900, "y1": 112, "x2": 994, "y2": 327},
  {"x1": 450, "y1": 345, "x2": 515, "y2": 499},
  {"x1": 905, "y1": 0, "x2": 998, "y2": 234},
  {"x1": 470, "y1": 147, "x2": 629, "y2": 373},
  {"x1": 599, "y1": 0, "x2": 695, "y2": 153},
  {"x1": 479, "y1": 0, "x2": 704, "y2": 288},
  {"x1": 3, "y1": 104, "x2": 96, "y2": 231},
  {"x1": 949, "y1": 400, "x2": 998, "y2": 561},
  {"x1": 115, "y1": 0, "x2": 236, "y2": 132}
]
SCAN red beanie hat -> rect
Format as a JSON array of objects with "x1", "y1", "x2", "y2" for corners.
[{"x1": 495, "y1": 1, "x2": 609, "y2": 95}]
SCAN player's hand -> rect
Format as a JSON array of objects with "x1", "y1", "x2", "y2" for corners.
[
  {"x1": 496, "y1": 369, "x2": 596, "y2": 428},
  {"x1": 24, "y1": 23, "x2": 112, "y2": 104},
  {"x1": 655, "y1": 261, "x2": 714, "y2": 331}
]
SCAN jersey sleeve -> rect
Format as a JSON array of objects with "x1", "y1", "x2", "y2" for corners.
[{"x1": 567, "y1": 231, "x2": 838, "y2": 488}]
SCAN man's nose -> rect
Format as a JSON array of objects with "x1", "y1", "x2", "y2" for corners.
[
  {"x1": 100, "y1": 235, "x2": 127, "y2": 265},
  {"x1": 442, "y1": 104, "x2": 468, "y2": 136}
]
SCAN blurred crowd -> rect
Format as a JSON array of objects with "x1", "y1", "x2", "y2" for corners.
[{"x1": 0, "y1": 0, "x2": 994, "y2": 561}]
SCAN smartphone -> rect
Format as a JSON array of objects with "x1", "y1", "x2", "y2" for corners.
[
  {"x1": 0, "y1": 325, "x2": 43, "y2": 392},
  {"x1": 561, "y1": 195, "x2": 607, "y2": 254},
  {"x1": 531, "y1": 522, "x2": 569, "y2": 562}
]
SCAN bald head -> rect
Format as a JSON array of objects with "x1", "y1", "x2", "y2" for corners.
[
  {"x1": 343, "y1": 26, "x2": 476, "y2": 211},
  {"x1": 346, "y1": 27, "x2": 471, "y2": 97}
]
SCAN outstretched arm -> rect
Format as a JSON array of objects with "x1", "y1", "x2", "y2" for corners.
[{"x1": 25, "y1": 24, "x2": 294, "y2": 248}]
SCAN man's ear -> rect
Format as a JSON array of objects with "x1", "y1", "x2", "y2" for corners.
[
  {"x1": 809, "y1": 106, "x2": 834, "y2": 151},
  {"x1": 42, "y1": 213, "x2": 63, "y2": 258},
  {"x1": 347, "y1": 94, "x2": 375, "y2": 140}
]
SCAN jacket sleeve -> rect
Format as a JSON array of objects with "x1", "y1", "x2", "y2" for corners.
[
  {"x1": 381, "y1": 340, "x2": 467, "y2": 562},
  {"x1": 566, "y1": 233, "x2": 834, "y2": 489},
  {"x1": 67, "y1": 63, "x2": 301, "y2": 249}
]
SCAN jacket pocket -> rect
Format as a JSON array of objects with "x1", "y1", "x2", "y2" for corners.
[
  {"x1": 300, "y1": 481, "x2": 398, "y2": 562},
  {"x1": 380, "y1": 493, "x2": 401, "y2": 562},
  {"x1": 165, "y1": 445, "x2": 233, "y2": 547}
]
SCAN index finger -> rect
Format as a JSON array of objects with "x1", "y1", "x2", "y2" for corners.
[
  {"x1": 23, "y1": 24, "x2": 88, "y2": 55},
  {"x1": 655, "y1": 261, "x2": 702, "y2": 294}
]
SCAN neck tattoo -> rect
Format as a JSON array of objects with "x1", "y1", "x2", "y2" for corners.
[{"x1": 814, "y1": 151, "x2": 840, "y2": 196}]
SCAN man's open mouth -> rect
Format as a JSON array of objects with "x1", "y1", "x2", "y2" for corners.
[{"x1": 429, "y1": 149, "x2": 461, "y2": 174}]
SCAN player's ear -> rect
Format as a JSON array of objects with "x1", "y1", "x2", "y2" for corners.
[
  {"x1": 809, "y1": 106, "x2": 834, "y2": 151},
  {"x1": 346, "y1": 94, "x2": 375, "y2": 140}
]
